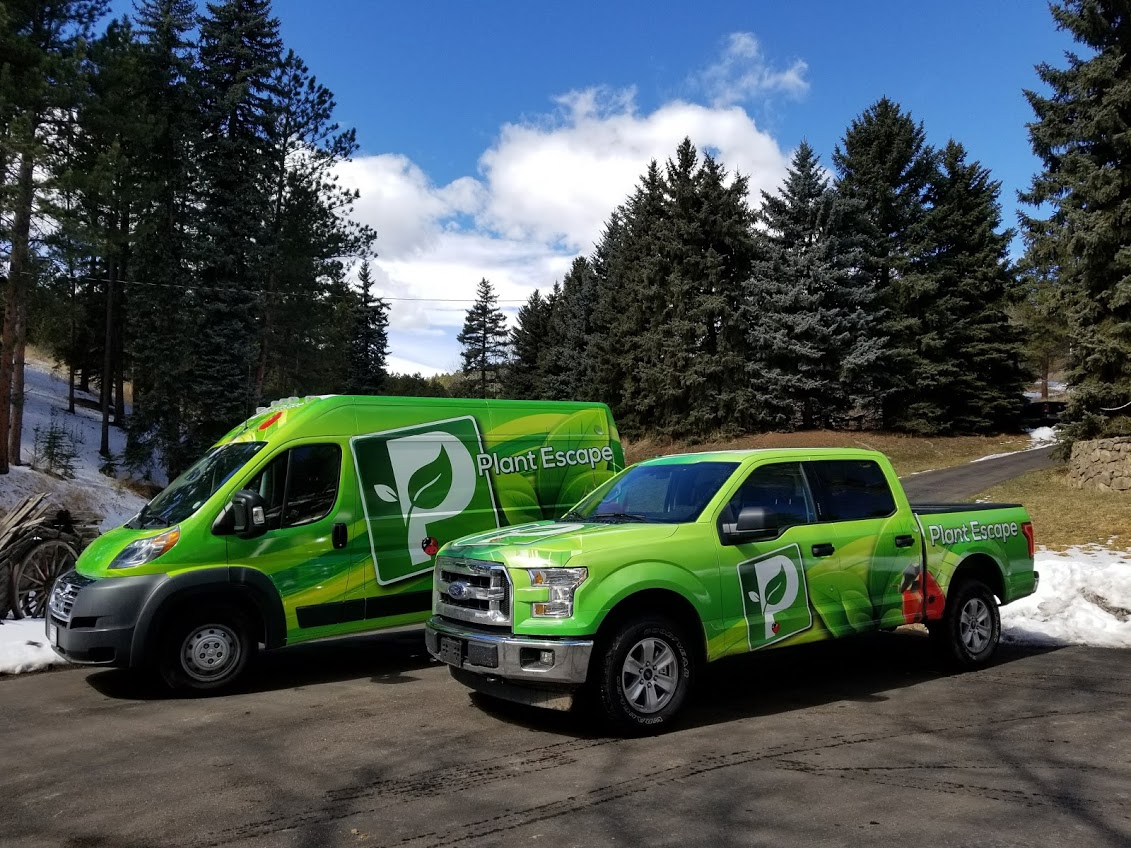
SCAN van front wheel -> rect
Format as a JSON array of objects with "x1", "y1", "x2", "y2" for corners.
[
  {"x1": 598, "y1": 617, "x2": 693, "y2": 734},
  {"x1": 159, "y1": 605, "x2": 254, "y2": 693}
]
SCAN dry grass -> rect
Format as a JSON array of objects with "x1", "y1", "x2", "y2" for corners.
[
  {"x1": 974, "y1": 467, "x2": 1131, "y2": 550},
  {"x1": 623, "y1": 430, "x2": 1032, "y2": 475}
]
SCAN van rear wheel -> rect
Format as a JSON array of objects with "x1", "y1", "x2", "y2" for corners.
[
  {"x1": 598, "y1": 617, "x2": 694, "y2": 734},
  {"x1": 159, "y1": 605, "x2": 254, "y2": 693}
]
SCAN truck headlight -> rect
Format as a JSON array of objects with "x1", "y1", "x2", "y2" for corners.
[
  {"x1": 528, "y1": 567, "x2": 587, "y2": 618},
  {"x1": 110, "y1": 527, "x2": 181, "y2": 570}
]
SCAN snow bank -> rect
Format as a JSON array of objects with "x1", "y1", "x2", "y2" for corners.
[
  {"x1": 0, "y1": 619, "x2": 66, "y2": 674},
  {"x1": 1002, "y1": 547, "x2": 1131, "y2": 649},
  {"x1": 0, "y1": 358, "x2": 147, "y2": 530}
]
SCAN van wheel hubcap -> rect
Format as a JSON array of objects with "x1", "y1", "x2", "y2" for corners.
[
  {"x1": 621, "y1": 636, "x2": 679, "y2": 714},
  {"x1": 181, "y1": 624, "x2": 240, "y2": 682},
  {"x1": 959, "y1": 599, "x2": 992, "y2": 654}
]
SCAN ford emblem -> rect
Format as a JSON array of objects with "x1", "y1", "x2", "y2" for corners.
[{"x1": 448, "y1": 581, "x2": 468, "y2": 600}]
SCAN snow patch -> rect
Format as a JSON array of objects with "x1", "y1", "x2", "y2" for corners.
[
  {"x1": 969, "y1": 427, "x2": 1060, "y2": 464},
  {"x1": 1002, "y1": 547, "x2": 1131, "y2": 649},
  {"x1": 0, "y1": 358, "x2": 147, "y2": 530},
  {"x1": 0, "y1": 619, "x2": 67, "y2": 674}
]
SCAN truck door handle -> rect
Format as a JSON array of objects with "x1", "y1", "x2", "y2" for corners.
[
  {"x1": 894, "y1": 534, "x2": 915, "y2": 548},
  {"x1": 811, "y1": 543, "x2": 835, "y2": 557},
  {"x1": 332, "y1": 523, "x2": 348, "y2": 549}
]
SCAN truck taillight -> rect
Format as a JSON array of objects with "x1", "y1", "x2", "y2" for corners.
[{"x1": 1021, "y1": 522, "x2": 1035, "y2": 558}]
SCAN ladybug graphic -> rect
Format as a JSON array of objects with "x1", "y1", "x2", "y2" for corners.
[{"x1": 421, "y1": 537, "x2": 439, "y2": 557}]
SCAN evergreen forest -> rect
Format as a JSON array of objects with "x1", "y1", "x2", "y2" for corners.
[{"x1": 2, "y1": 0, "x2": 1128, "y2": 481}]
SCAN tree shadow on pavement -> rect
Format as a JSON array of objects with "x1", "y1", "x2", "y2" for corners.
[
  {"x1": 471, "y1": 629, "x2": 1062, "y2": 737},
  {"x1": 84, "y1": 627, "x2": 438, "y2": 700}
]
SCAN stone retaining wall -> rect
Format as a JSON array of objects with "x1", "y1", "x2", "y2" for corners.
[{"x1": 1068, "y1": 437, "x2": 1131, "y2": 492}]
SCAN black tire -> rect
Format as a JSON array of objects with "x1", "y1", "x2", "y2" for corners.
[
  {"x1": 598, "y1": 617, "x2": 694, "y2": 734},
  {"x1": 158, "y1": 605, "x2": 254, "y2": 694},
  {"x1": 929, "y1": 580, "x2": 1000, "y2": 669}
]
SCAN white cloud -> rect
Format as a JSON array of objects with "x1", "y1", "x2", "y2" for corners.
[
  {"x1": 695, "y1": 32, "x2": 809, "y2": 107},
  {"x1": 338, "y1": 42, "x2": 800, "y2": 375}
]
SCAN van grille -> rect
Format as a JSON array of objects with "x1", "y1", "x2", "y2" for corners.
[
  {"x1": 48, "y1": 570, "x2": 92, "y2": 624},
  {"x1": 435, "y1": 557, "x2": 511, "y2": 627}
]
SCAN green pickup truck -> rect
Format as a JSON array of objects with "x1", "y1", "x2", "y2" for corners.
[{"x1": 425, "y1": 448, "x2": 1037, "y2": 731}]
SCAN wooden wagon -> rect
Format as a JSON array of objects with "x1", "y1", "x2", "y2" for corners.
[{"x1": 0, "y1": 494, "x2": 101, "y2": 620}]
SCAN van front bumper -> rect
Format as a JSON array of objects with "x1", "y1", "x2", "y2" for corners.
[
  {"x1": 46, "y1": 570, "x2": 165, "y2": 667},
  {"x1": 425, "y1": 616, "x2": 593, "y2": 686}
]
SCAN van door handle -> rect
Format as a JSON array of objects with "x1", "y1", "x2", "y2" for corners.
[
  {"x1": 811, "y1": 543, "x2": 835, "y2": 557},
  {"x1": 332, "y1": 523, "x2": 348, "y2": 550},
  {"x1": 894, "y1": 534, "x2": 915, "y2": 548}
]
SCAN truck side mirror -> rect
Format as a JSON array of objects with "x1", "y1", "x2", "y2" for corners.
[
  {"x1": 721, "y1": 506, "x2": 778, "y2": 545},
  {"x1": 231, "y1": 490, "x2": 269, "y2": 540}
]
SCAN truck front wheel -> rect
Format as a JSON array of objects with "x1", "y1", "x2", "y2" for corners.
[
  {"x1": 598, "y1": 617, "x2": 694, "y2": 733},
  {"x1": 930, "y1": 580, "x2": 1000, "y2": 669},
  {"x1": 158, "y1": 605, "x2": 254, "y2": 693}
]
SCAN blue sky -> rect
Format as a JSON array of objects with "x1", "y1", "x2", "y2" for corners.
[{"x1": 119, "y1": 1, "x2": 1077, "y2": 375}]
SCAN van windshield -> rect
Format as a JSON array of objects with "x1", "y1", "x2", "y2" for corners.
[
  {"x1": 130, "y1": 442, "x2": 267, "y2": 529},
  {"x1": 564, "y1": 461, "x2": 739, "y2": 524}
]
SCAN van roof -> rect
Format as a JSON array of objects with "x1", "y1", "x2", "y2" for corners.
[{"x1": 215, "y1": 394, "x2": 614, "y2": 445}]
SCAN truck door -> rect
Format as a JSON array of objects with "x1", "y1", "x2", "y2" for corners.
[
  {"x1": 717, "y1": 461, "x2": 822, "y2": 655},
  {"x1": 225, "y1": 442, "x2": 362, "y2": 639},
  {"x1": 801, "y1": 459, "x2": 920, "y2": 634}
]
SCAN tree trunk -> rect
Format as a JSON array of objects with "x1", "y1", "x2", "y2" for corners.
[
  {"x1": 101, "y1": 263, "x2": 115, "y2": 458},
  {"x1": 114, "y1": 206, "x2": 129, "y2": 425},
  {"x1": 10, "y1": 296, "x2": 28, "y2": 465},
  {"x1": 1, "y1": 151, "x2": 37, "y2": 473},
  {"x1": 1041, "y1": 357, "x2": 1050, "y2": 401}
]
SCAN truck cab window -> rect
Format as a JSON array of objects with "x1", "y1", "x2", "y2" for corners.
[
  {"x1": 806, "y1": 460, "x2": 895, "y2": 521},
  {"x1": 722, "y1": 462, "x2": 814, "y2": 531},
  {"x1": 247, "y1": 444, "x2": 342, "y2": 530}
]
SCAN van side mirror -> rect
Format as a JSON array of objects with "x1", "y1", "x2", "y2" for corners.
[
  {"x1": 231, "y1": 490, "x2": 269, "y2": 540},
  {"x1": 720, "y1": 506, "x2": 777, "y2": 545}
]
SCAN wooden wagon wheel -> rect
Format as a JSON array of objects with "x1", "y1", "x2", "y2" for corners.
[{"x1": 10, "y1": 540, "x2": 78, "y2": 620}]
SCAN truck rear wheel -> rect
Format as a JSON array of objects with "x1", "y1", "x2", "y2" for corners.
[
  {"x1": 930, "y1": 580, "x2": 1000, "y2": 669},
  {"x1": 598, "y1": 617, "x2": 694, "y2": 734},
  {"x1": 158, "y1": 604, "x2": 254, "y2": 694}
]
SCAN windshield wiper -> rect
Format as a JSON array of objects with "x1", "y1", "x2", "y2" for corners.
[{"x1": 588, "y1": 511, "x2": 649, "y2": 523}]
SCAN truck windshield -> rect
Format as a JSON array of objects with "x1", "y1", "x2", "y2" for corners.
[
  {"x1": 566, "y1": 461, "x2": 738, "y2": 524},
  {"x1": 130, "y1": 442, "x2": 267, "y2": 529}
]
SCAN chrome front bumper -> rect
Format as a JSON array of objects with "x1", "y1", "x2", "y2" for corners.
[{"x1": 425, "y1": 616, "x2": 593, "y2": 685}]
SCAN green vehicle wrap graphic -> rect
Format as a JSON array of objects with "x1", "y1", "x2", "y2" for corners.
[
  {"x1": 65, "y1": 396, "x2": 623, "y2": 660},
  {"x1": 431, "y1": 448, "x2": 1037, "y2": 669},
  {"x1": 353, "y1": 416, "x2": 500, "y2": 585},
  {"x1": 738, "y1": 544, "x2": 813, "y2": 650}
]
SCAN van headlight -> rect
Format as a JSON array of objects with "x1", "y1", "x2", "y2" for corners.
[
  {"x1": 110, "y1": 527, "x2": 181, "y2": 570},
  {"x1": 528, "y1": 567, "x2": 587, "y2": 618}
]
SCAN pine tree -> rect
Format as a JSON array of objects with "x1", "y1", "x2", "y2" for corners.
[
  {"x1": 1021, "y1": 0, "x2": 1131, "y2": 442},
  {"x1": 346, "y1": 260, "x2": 390, "y2": 394},
  {"x1": 191, "y1": 0, "x2": 282, "y2": 450},
  {"x1": 746, "y1": 141, "x2": 882, "y2": 430},
  {"x1": 503, "y1": 288, "x2": 552, "y2": 399},
  {"x1": 0, "y1": 0, "x2": 108, "y2": 473},
  {"x1": 541, "y1": 257, "x2": 599, "y2": 401},
  {"x1": 126, "y1": 0, "x2": 200, "y2": 476},
  {"x1": 833, "y1": 98, "x2": 935, "y2": 429},
  {"x1": 457, "y1": 278, "x2": 509, "y2": 398},
  {"x1": 589, "y1": 140, "x2": 757, "y2": 437},
  {"x1": 908, "y1": 141, "x2": 1026, "y2": 433}
]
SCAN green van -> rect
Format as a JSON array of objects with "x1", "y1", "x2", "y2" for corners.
[{"x1": 46, "y1": 395, "x2": 623, "y2": 692}]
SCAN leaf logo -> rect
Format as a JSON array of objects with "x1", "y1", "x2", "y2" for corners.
[
  {"x1": 764, "y1": 566, "x2": 788, "y2": 608},
  {"x1": 747, "y1": 590, "x2": 760, "y2": 604},
  {"x1": 373, "y1": 484, "x2": 397, "y2": 503},
  {"x1": 408, "y1": 444, "x2": 453, "y2": 512}
]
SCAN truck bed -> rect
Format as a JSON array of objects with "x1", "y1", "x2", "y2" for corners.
[{"x1": 911, "y1": 502, "x2": 1023, "y2": 514}]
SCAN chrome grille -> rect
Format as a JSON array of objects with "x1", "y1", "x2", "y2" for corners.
[
  {"x1": 435, "y1": 556, "x2": 511, "y2": 627},
  {"x1": 48, "y1": 570, "x2": 91, "y2": 623}
]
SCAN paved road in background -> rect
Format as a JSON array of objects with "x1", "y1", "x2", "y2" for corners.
[
  {"x1": 3, "y1": 627, "x2": 1129, "y2": 847},
  {"x1": 901, "y1": 444, "x2": 1061, "y2": 502},
  {"x1": 6, "y1": 442, "x2": 1123, "y2": 848}
]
